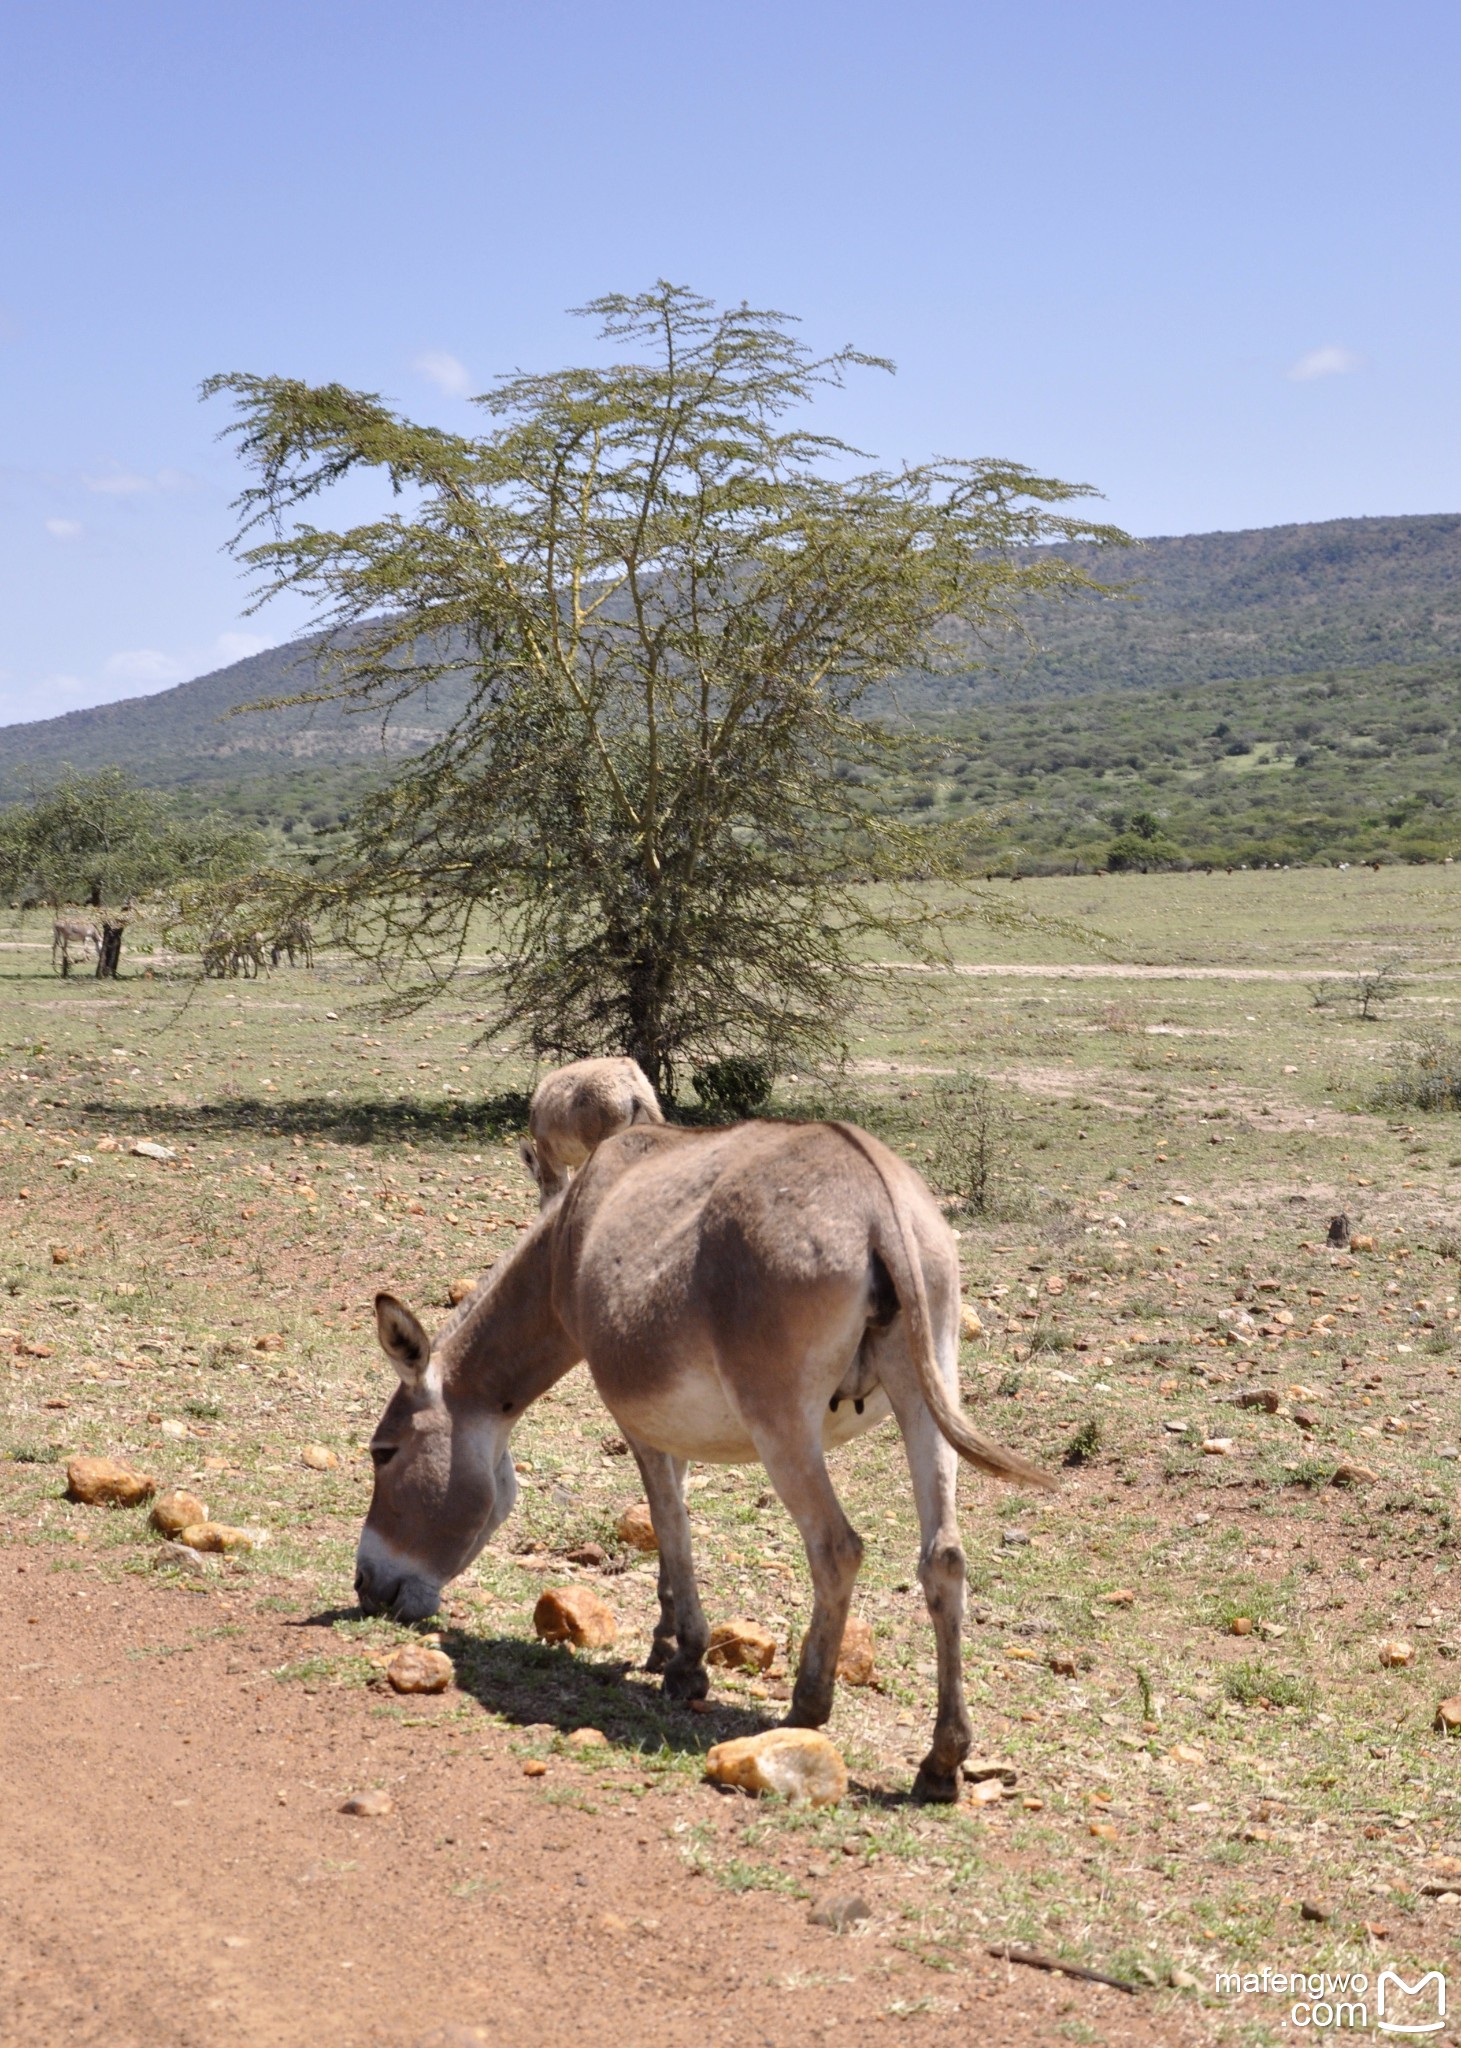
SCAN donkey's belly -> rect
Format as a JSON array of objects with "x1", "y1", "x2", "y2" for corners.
[{"x1": 596, "y1": 1357, "x2": 893, "y2": 1466}]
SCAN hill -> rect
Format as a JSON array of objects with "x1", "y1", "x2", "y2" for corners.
[{"x1": 3, "y1": 513, "x2": 1460, "y2": 794}]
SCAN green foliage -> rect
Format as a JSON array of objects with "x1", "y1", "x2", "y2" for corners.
[
  {"x1": 1223, "y1": 1660, "x2": 1316, "y2": 1712},
  {"x1": 921, "y1": 1071, "x2": 1010, "y2": 1216},
  {"x1": 1062, "y1": 1416, "x2": 1102, "y2": 1466},
  {"x1": 205, "y1": 283, "x2": 1124, "y2": 1092},
  {"x1": 1373, "y1": 1027, "x2": 1461, "y2": 1113},
  {"x1": 0, "y1": 769, "x2": 261, "y2": 975},
  {"x1": 691, "y1": 1056, "x2": 774, "y2": 1121}
]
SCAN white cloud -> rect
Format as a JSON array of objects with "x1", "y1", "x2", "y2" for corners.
[
  {"x1": 83, "y1": 467, "x2": 194, "y2": 496},
  {"x1": 103, "y1": 648, "x2": 189, "y2": 685},
  {"x1": 45, "y1": 517, "x2": 83, "y2": 540},
  {"x1": 413, "y1": 349, "x2": 473, "y2": 399},
  {"x1": 1287, "y1": 343, "x2": 1365, "y2": 382}
]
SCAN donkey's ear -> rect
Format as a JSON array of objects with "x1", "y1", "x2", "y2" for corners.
[{"x1": 375, "y1": 1293, "x2": 431, "y2": 1385}]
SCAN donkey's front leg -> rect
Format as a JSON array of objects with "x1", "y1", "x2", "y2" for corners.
[{"x1": 628, "y1": 1441, "x2": 708, "y2": 1702}]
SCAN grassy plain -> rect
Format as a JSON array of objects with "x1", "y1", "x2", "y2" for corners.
[{"x1": 3, "y1": 864, "x2": 1461, "y2": 2043}]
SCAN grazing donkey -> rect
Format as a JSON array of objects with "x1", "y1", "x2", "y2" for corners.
[
  {"x1": 51, "y1": 918, "x2": 99, "y2": 976},
  {"x1": 356, "y1": 1118, "x2": 1053, "y2": 1802},
  {"x1": 519, "y1": 1055, "x2": 663, "y2": 1206}
]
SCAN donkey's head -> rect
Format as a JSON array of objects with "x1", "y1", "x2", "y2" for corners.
[{"x1": 354, "y1": 1292, "x2": 519, "y2": 1623}]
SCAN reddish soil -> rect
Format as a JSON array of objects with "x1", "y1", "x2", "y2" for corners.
[{"x1": 0, "y1": 1554, "x2": 1195, "y2": 2048}]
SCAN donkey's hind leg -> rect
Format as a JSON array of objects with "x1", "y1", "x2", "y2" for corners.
[
  {"x1": 886, "y1": 1389, "x2": 973, "y2": 1802},
  {"x1": 628, "y1": 1441, "x2": 708, "y2": 1701},
  {"x1": 751, "y1": 1428, "x2": 863, "y2": 1730}
]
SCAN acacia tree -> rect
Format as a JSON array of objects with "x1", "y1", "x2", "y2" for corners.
[
  {"x1": 207, "y1": 285, "x2": 1124, "y2": 1095},
  {"x1": 0, "y1": 768, "x2": 258, "y2": 977}
]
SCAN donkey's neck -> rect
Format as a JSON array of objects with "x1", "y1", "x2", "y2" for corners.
[{"x1": 443, "y1": 1209, "x2": 579, "y2": 1416}]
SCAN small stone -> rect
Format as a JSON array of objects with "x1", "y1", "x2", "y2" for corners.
[
  {"x1": 564, "y1": 1542, "x2": 607, "y2": 1568},
  {"x1": 152, "y1": 1541, "x2": 208, "y2": 1575},
  {"x1": 252, "y1": 1332, "x2": 284, "y2": 1352},
  {"x1": 1331, "y1": 1461, "x2": 1378, "y2": 1487},
  {"x1": 1435, "y1": 1697, "x2": 1461, "y2": 1734},
  {"x1": 615, "y1": 1502, "x2": 658, "y2": 1553},
  {"x1": 1044, "y1": 1274, "x2": 1066, "y2": 1297},
  {"x1": 963, "y1": 1759, "x2": 1018, "y2": 1786},
  {"x1": 1300, "y1": 1898, "x2": 1332, "y2": 1923},
  {"x1": 50, "y1": 1245, "x2": 71, "y2": 1266},
  {"x1": 522, "y1": 1759, "x2": 548, "y2": 1777},
  {"x1": 705, "y1": 1729, "x2": 848, "y2": 1807},
  {"x1": 1102, "y1": 1588, "x2": 1136, "y2": 1607},
  {"x1": 160, "y1": 1419, "x2": 187, "y2": 1441},
  {"x1": 387, "y1": 1646, "x2": 454, "y2": 1694},
  {"x1": 707, "y1": 1618, "x2": 778, "y2": 1672},
  {"x1": 1202, "y1": 1437, "x2": 1235, "y2": 1456},
  {"x1": 150, "y1": 1488, "x2": 208, "y2": 1537},
  {"x1": 1238, "y1": 1388, "x2": 1281, "y2": 1413},
  {"x1": 447, "y1": 1277, "x2": 476, "y2": 1306},
  {"x1": 966, "y1": 1777, "x2": 1006, "y2": 1806},
  {"x1": 808, "y1": 1893, "x2": 870, "y2": 1931},
  {"x1": 1169, "y1": 1744, "x2": 1205, "y2": 1766},
  {"x1": 1089, "y1": 1821, "x2": 1119, "y2": 1841},
  {"x1": 1379, "y1": 1639, "x2": 1415, "y2": 1668},
  {"x1": 566, "y1": 1726, "x2": 608, "y2": 1750},
  {"x1": 835, "y1": 1615, "x2": 877, "y2": 1687},
  {"x1": 1292, "y1": 1407, "x2": 1318, "y2": 1432},
  {"x1": 65, "y1": 1455, "x2": 155, "y2": 1508},
  {"x1": 1001, "y1": 1528, "x2": 1030, "y2": 1548},
  {"x1": 1350, "y1": 1234, "x2": 1375, "y2": 1252},
  {"x1": 301, "y1": 1444, "x2": 338, "y2": 1471},
  {"x1": 1171, "y1": 1968, "x2": 1200, "y2": 1992},
  {"x1": 1229, "y1": 1616, "x2": 1254, "y2": 1636},
  {"x1": 960, "y1": 1304, "x2": 984, "y2": 1340},
  {"x1": 533, "y1": 1584, "x2": 617, "y2": 1650},
  {"x1": 1048, "y1": 1651, "x2": 1080, "y2": 1677},
  {"x1": 340, "y1": 1789, "x2": 394, "y2": 1817},
  {"x1": 129, "y1": 1140, "x2": 175, "y2": 1162},
  {"x1": 178, "y1": 1522, "x2": 261, "y2": 1555}
]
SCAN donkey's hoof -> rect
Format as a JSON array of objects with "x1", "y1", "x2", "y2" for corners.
[
  {"x1": 662, "y1": 1659, "x2": 709, "y2": 1705},
  {"x1": 644, "y1": 1636, "x2": 676, "y2": 1674},
  {"x1": 911, "y1": 1762, "x2": 962, "y2": 1805}
]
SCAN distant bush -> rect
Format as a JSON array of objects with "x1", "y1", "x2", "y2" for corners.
[
  {"x1": 1372, "y1": 1027, "x2": 1461, "y2": 1113},
  {"x1": 691, "y1": 1056, "x2": 774, "y2": 1121},
  {"x1": 922, "y1": 1072, "x2": 1010, "y2": 1216}
]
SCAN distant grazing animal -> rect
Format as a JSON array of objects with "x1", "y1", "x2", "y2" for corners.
[
  {"x1": 356, "y1": 1117, "x2": 1054, "y2": 1802},
  {"x1": 519, "y1": 1056, "x2": 663, "y2": 1205},
  {"x1": 269, "y1": 918, "x2": 314, "y2": 969},
  {"x1": 202, "y1": 929, "x2": 267, "y2": 979},
  {"x1": 51, "y1": 918, "x2": 99, "y2": 976}
]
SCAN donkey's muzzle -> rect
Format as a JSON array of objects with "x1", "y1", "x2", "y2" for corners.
[{"x1": 354, "y1": 1562, "x2": 440, "y2": 1624}]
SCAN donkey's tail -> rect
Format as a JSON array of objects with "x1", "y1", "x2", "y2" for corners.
[{"x1": 831, "y1": 1122, "x2": 1056, "y2": 1490}]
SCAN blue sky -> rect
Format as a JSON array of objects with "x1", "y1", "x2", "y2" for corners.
[{"x1": 3, "y1": 0, "x2": 1458, "y2": 727}]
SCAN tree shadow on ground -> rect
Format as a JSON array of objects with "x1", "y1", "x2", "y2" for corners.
[{"x1": 77, "y1": 1090, "x2": 533, "y2": 1148}]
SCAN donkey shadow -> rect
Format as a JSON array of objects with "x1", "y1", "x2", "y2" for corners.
[{"x1": 297, "y1": 1604, "x2": 777, "y2": 1757}]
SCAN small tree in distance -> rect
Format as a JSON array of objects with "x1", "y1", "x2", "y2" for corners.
[
  {"x1": 0, "y1": 769, "x2": 259, "y2": 977},
  {"x1": 206, "y1": 284, "x2": 1127, "y2": 1096}
]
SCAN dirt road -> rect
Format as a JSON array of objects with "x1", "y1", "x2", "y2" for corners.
[{"x1": 0, "y1": 1558, "x2": 1193, "y2": 2048}]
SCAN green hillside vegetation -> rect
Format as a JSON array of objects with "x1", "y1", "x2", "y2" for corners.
[{"x1": 876, "y1": 656, "x2": 1461, "y2": 870}]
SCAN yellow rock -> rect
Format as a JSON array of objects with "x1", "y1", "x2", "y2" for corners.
[
  {"x1": 448, "y1": 1277, "x2": 476, "y2": 1306},
  {"x1": 705, "y1": 1728, "x2": 848, "y2": 1808},
  {"x1": 1379, "y1": 1639, "x2": 1415, "y2": 1668},
  {"x1": 566, "y1": 1726, "x2": 609, "y2": 1750},
  {"x1": 959, "y1": 1304, "x2": 984, "y2": 1340},
  {"x1": 836, "y1": 1615, "x2": 877, "y2": 1686},
  {"x1": 150, "y1": 1488, "x2": 208, "y2": 1537},
  {"x1": 533, "y1": 1584, "x2": 617, "y2": 1650},
  {"x1": 616, "y1": 1502, "x2": 658, "y2": 1553},
  {"x1": 707, "y1": 1619, "x2": 778, "y2": 1672},
  {"x1": 65, "y1": 1456, "x2": 155, "y2": 1508},
  {"x1": 301, "y1": 1444, "x2": 338, "y2": 1471},
  {"x1": 1436, "y1": 1697, "x2": 1461, "y2": 1734},
  {"x1": 178, "y1": 1521, "x2": 260, "y2": 1555},
  {"x1": 386, "y1": 1645, "x2": 453, "y2": 1694}
]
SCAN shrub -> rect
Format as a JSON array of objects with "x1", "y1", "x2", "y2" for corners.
[
  {"x1": 922, "y1": 1072, "x2": 1009, "y2": 1216},
  {"x1": 691, "y1": 1055, "x2": 774, "y2": 1121},
  {"x1": 1373, "y1": 1027, "x2": 1461, "y2": 1112}
]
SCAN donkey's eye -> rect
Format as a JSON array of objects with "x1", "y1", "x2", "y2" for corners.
[{"x1": 369, "y1": 1445, "x2": 399, "y2": 1469}]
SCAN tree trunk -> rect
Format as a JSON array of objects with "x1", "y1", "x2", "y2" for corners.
[{"x1": 95, "y1": 924, "x2": 125, "y2": 979}]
